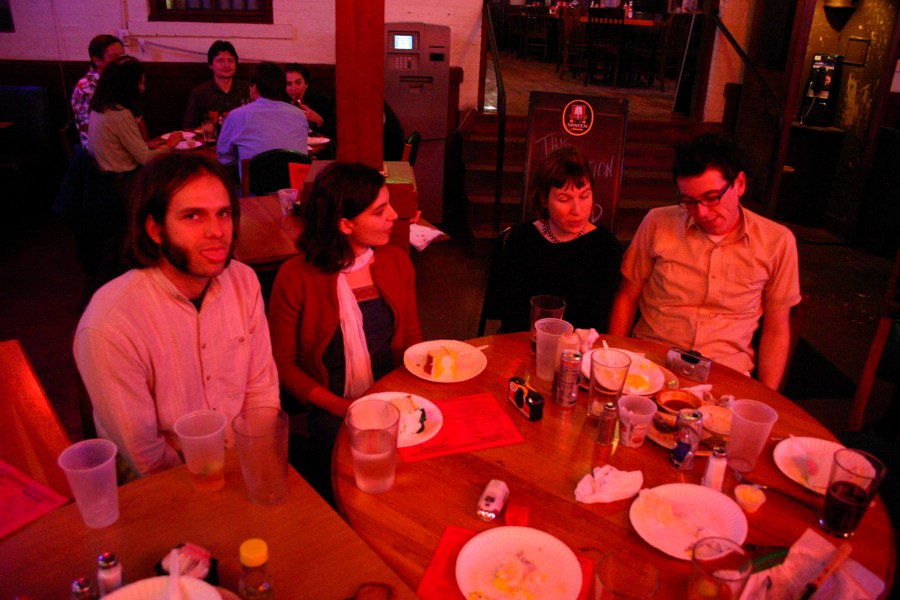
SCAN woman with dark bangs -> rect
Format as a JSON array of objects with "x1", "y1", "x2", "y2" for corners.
[
  {"x1": 268, "y1": 162, "x2": 421, "y2": 500},
  {"x1": 497, "y1": 145, "x2": 623, "y2": 333}
]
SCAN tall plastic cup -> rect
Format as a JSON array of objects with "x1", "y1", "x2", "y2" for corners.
[
  {"x1": 617, "y1": 395, "x2": 658, "y2": 448},
  {"x1": 529, "y1": 295, "x2": 566, "y2": 354},
  {"x1": 534, "y1": 318, "x2": 573, "y2": 381},
  {"x1": 727, "y1": 400, "x2": 778, "y2": 473},
  {"x1": 174, "y1": 410, "x2": 227, "y2": 492},
  {"x1": 233, "y1": 407, "x2": 290, "y2": 505},
  {"x1": 57, "y1": 439, "x2": 119, "y2": 528},
  {"x1": 346, "y1": 400, "x2": 400, "y2": 494}
]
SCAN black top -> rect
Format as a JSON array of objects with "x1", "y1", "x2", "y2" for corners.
[
  {"x1": 497, "y1": 222, "x2": 623, "y2": 333},
  {"x1": 182, "y1": 79, "x2": 252, "y2": 129}
]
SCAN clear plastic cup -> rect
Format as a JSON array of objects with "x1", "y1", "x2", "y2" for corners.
[
  {"x1": 534, "y1": 317, "x2": 573, "y2": 380},
  {"x1": 726, "y1": 400, "x2": 778, "y2": 473},
  {"x1": 57, "y1": 439, "x2": 119, "y2": 528},
  {"x1": 233, "y1": 407, "x2": 290, "y2": 505},
  {"x1": 174, "y1": 410, "x2": 227, "y2": 492},
  {"x1": 346, "y1": 400, "x2": 400, "y2": 494}
]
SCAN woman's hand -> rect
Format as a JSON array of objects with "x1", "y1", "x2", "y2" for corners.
[
  {"x1": 164, "y1": 131, "x2": 184, "y2": 148},
  {"x1": 299, "y1": 104, "x2": 325, "y2": 129}
]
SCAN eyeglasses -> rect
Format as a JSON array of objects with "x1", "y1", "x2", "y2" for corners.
[{"x1": 676, "y1": 181, "x2": 732, "y2": 209}]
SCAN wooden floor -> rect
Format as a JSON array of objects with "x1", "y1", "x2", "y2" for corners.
[{"x1": 485, "y1": 53, "x2": 681, "y2": 119}]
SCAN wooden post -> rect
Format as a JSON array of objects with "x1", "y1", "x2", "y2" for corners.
[{"x1": 335, "y1": 0, "x2": 385, "y2": 168}]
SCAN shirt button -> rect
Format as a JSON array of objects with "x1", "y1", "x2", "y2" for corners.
[
  {"x1": 201, "y1": 343, "x2": 207, "y2": 350},
  {"x1": 206, "y1": 375, "x2": 211, "y2": 381}
]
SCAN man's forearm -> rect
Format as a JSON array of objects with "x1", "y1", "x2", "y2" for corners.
[{"x1": 757, "y1": 324, "x2": 790, "y2": 390}]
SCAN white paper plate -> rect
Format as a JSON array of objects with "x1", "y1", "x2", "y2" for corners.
[
  {"x1": 773, "y1": 437, "x2": 844, "y2": 495},
  {"x1": 162, "y1": 131, "x2": 196, "y2": 140},
  {"x1": 697, "y1": 404, "x2": 732, "y2": 436},
  {"x1": 581, "y1": 348, "x2": 665, "y2": 395},
  {"x1": 350, "y1": 391, "x2": 443, "y2": 448},
  {"x1": 308, "y1": 136, "x2": 330, "y2": 145},
  {"x1": 629, "y1": 484, "x2": 748, "y2": 560},
  {"x1": 403, "y1": 340, "x2": 487, "y2": 383},
  {"x1": 176, "y1": 139, "x2": 202, "y2": 150},
  {"x1": 455, "y1": 526, "x2": 582, "y2": 600},
  {"x1": 104, "y1": 576, "x2": 221, "y2": 599}
]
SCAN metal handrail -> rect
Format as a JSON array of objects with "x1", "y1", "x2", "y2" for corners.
[
  {"x1": 483, "y1": 0, "x2": 507, "y2": 232},
  {"x1": 710, "y1": 11, "x2": 784, "y2": 128}
]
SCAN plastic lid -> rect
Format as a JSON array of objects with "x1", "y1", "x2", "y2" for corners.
[
  {"x1": 97, "y1": 552, "x2": 118, "y2": 568},
  {"x1": 240, "y1": 538, "x2": 268, "y2": 567}
]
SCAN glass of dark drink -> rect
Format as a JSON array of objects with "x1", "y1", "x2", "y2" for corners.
[{"x1": 819, "y1": 448, "x2": 886, "y2": 538}]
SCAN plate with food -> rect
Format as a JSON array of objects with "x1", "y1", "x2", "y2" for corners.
[
  {"x1": 773, "y1": 437, "x2": 844, "y2": 495},
  {"x1": 351, "y1": 391, "x2": 443, "y2": 448},
  {"x1": 308, "y1": 136, "x2": 330, "y2": 146},
  {"x1": 456, "y1": 526, "x2": 582, "y2": 600},
  {"x1": 161, "y1": 131, "x2": 196, "y2": 140},
  {"x1": 629, "y1": 484, "x2": 747, "y2": 560},
  {"x1": 175, "y1": 139, "x2": 203, "y2": 150},
  {"x1": 581, "y1": 348, "x2": 665, "y2": 396},
  {"x1": 104, "y1": 576, "x2": 221, "y2": 599},
  {"x1": 697, "y1": 404, "x2": 733, "y2": 437},
  {"x1": 403, "y1": 339, "x2": 487, "y2": 383}
]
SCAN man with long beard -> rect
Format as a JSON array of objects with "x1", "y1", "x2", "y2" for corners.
[{"x1": 74, "y1": 152, "x2": 278, "y2": 478}]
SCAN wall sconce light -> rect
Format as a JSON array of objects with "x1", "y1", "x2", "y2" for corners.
[{"x1": 824, "y1": 0, "x2": 857, "y2": 8}]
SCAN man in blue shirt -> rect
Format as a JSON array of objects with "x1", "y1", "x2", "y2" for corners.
[{"x1": 216, "y1": 62, "x2": 309, "y2": 181}]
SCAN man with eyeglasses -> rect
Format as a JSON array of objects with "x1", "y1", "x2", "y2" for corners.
[{"x1": 609, "y1": 133, "x2": 801, "y2": 389}]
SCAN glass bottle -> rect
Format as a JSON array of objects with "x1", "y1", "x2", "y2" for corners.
[{"x1": 238, "y1": 539, "x2": 274, "y2": 599}]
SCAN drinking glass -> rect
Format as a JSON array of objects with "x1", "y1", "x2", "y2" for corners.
[
  {"x1": 594, "y1": 552, "x2": 659, "y2": 599},
  {"x1": 233, "y1": 407, "x2": 290, "y2": 505},
  {"x1": 276, "y1": 188, "x2": 298, "y2": 215},
  {"x1": 616, "y1": 394, "x2": 657, "y2": 448},
  {"x1": 534, "y1": 317, "x2": 573, "y2": 380},
  {"x1": 726, "y1": 400, "x2": 778, "y2": 473},
  {"x1": 688, "y1": 537, "x2": 752, "y2": 600},
  {"x1": 529, "y1": 295, "x2": 566, "y2": 354},
  {"x1": 57, "y1": 439, "x2": 119, "y2": 528},
  {"x1": 589, "y1": 349, "x2": 631, "y2": 418},
  {"x1": 346, "y1": 400, "x2": 400, "y2": 494},
  {"x1": 819, "y1": 448, "x2": 886, "y2": 538},
  {"x1": 201, "y1": 113, "x2": 217, "y2": 144},
  {"x1": 174, "y1": 410, "x2": 226, "y2": 492}
]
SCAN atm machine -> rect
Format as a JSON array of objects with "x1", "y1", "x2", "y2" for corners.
[{"x1": 384, "y1": 23, "x2": 451, "y2": 221}]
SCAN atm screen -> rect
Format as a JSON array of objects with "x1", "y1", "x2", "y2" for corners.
[{"x1": 393, "y1": 34, "x2": 415, "y2": 50}]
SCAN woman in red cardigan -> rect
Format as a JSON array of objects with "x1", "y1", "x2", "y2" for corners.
[{"x1": 268, "y1": 162, "x2": 422, "y2": 501}]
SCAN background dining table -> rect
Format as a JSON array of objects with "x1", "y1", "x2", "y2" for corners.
[
  {"x1": 332, "y1": 332, "x2": 896, "y2": 598},
  {"x1": 1, "y1": 449, "x2": 418, "y2": 599}
]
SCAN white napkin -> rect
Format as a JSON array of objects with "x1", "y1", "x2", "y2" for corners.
[
  {"x1": 574, "y1": 328, "x2": 600, "y2": 354},
  {"x1": 575, "y1": 465, "x2": 643, "y2": 503},
  {"x1": 410, "y1": 223, "x2": 447, "y2": 251},
  {"x1": 740, "y1": 529, "x2": 884, "y2": 600},
  {"x1": 786, "y1": 437, "x2": 830, "y2": 493},
  {"x1": 681, "y1": 383, "x2": 713, "y2": 402}
]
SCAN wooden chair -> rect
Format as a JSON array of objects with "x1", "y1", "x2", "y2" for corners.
[
  {"x1": 522, "y1": 7, "x2": 553, "y2": 62},
  {"x1": 849, "y1": 246, "x2": 900, "y2": 430},
  {"x1": 557, "y1": 7, "x2": 589, "y2": 79},
  {"x1": 506, "y1": 6, "x2": 526, "y2": 56},
  {"x1": 401, "y1": 131, "x2": 421, "y2": 166},
  {"x1": 241, "y1": 149, "x2": 311, "y2": 197},
  {"x1": 0, "y1": 340, "x2": 72, "y2": 497},
  {"x1": 584, "y1": 7, "x2": 626, "y2": 88},
  {"x1": 477, "y1": 226, "x2": 513, "y2": 337},
  {"x1": 630, "y1": 13, "x2": 691, "y2": 91}
]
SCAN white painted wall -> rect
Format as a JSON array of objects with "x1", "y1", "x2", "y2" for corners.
[
  {"x1": 702, "y1": 0, "x2": 753, "y2": 121},
  {"x1": 0, "y1": 0, "x2": 484, "y2": 109}
]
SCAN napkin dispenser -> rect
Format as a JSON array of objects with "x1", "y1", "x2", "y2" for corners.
[{"x1": 507, "y1": 377, "x2": 544, "y2": 421}]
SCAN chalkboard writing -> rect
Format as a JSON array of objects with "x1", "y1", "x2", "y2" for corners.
[{"x1": 524, "y1": 92, "x2": 628, "y2": 231}]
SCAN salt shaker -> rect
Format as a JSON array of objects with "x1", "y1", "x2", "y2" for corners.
[
  {"x1": 96, "y1": 552, "x2": 122, "y2": 597},
  {"x1": 702, "y1": 446, "x2": 727, "y2": 491},
  {"x1": 477, "y1": 479, "x2": 509, "y2": 521},
  {"x1": 70, "y1": 578, "x2": 98, "y2": 600},
  {"x1": 595, "y1": 401, "x2": 618, "y2": 445}
]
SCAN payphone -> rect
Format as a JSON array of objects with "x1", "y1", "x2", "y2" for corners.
[
  {"x1": 799, "y1": 53, "x2": 842, "y2": 127},
  {"x1": 385, "y1": 23, "x2": 451, "y2": 221}
]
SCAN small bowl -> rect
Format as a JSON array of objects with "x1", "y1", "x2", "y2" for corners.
[
  {"x1": 656, "y1": 389, "x2": 702, "y2": 416},
  {"x1": 734, "y1": 484, "x2": 766, "y2": 513}
]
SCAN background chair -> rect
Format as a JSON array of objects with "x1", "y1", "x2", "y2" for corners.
[
  {"x1": 522, "y1": 7, "x2": 553, "y2": 62},
  {"x1": 557, "y1": 7, "x2": 589, "y2": 79},
  {"x1": 477, "y1": 226, "x2": 513, "y2": 337},
  {"x1": 402, "y1": 131, "x2": 421, "y2": 166},
  {"x1": 241, "y1": 149, "x2": 311, "y2": 197},
  {"x1": 630, "y1": 14, "x2": 691, "y2": 91},
  {"x1": 584, "y1": 7, "x2": 626, "y2": 88}
]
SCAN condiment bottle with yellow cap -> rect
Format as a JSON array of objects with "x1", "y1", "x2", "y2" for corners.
[{"x1": 238, "y1": 539, "x2": 274, "y2": 599}]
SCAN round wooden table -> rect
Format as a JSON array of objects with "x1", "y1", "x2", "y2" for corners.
[{"x1": 333, "y1": 333, "x2": 895, "y2": 597}]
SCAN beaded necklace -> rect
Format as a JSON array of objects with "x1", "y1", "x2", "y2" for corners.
[{"x1": 542, "y1": 220, "x2": 585, "y2": 244}]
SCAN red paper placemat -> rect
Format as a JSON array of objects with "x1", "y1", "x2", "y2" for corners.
[
  {"x1": 416, "y1": 525, "x2": 593, "y2": 600},
  {"x1": 399, "y1": 393, "x2": 524, "y2": 463},
  {"x1": 0, "y1": 459, "x2": 67, "y2": 538}
]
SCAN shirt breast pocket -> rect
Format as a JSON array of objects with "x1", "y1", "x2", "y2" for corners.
[{"x1": 725, "y1": 262, "x2": 769, "y2": 315}]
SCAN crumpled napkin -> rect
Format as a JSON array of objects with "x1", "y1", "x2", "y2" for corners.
[
  {"x1": 740, "y1": 529, "x2": 884, "y2": 600},
  {"x1": 574, "y1": 328, "x2": 600, "y2": 354},
  {"x1": 575, "y1": 465, "x2": 643, "y2": 503},
  {"x1": 681, "y1": 383, "x2": 713, "y2": 402},
  {"x1": 785, "y1": 437, "x2": 830, "y2": 493}
]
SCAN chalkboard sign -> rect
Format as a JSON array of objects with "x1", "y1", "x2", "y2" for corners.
[{"x1": 524, "y1": 92, "x2": 628, "y2": 231}]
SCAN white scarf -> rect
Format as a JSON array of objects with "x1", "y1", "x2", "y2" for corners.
[{"x1": 337, "y1": 247, "x2": 375, "y2": 398}]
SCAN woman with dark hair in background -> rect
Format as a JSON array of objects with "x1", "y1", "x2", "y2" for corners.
[
  {"x1": 268, "y1": 162, "x2": 421, "y2": 501},
  {"x1": 498, "y1": 145, "x2": 623, "y2": 333},
  {"x1": 88, "y1": 56, "x2": 181, "y2": 175}
]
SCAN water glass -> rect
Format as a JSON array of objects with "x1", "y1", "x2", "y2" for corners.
[
  {"x1": 589, "y1": 349, "x2": 632, "y2": 417},
  {"x1": 688, "y1": 537, "x2": 752, "y2": 600},
  {"x1": 529, "y1": 295, "x2": 566, "y2": 354},
  {"x1": 173, "y1": 410, "x2": 226, "y2": 492},
  {"x1": 346, "y1": 400, "x2": 400, "y2": 494},
  {"x1": 534, "y1": 317, "x2": 573, "y2": 380},
  {"x1": 57, "y1": 439, "x2": 120, "y2": 528},
  {"x1": 819, "y1": 448, "x2": 886, "y2": 538},
  {"x1": 726, "y1": 400, "x2": 778, "y2": 473},
  {"x1": 276, "y1": 188, "x2": 298, "y2": 215},
  {"x1": 233, "y1": 407, "x2": 290, "y2": 505}
]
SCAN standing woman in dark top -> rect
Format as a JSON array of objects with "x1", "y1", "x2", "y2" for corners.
[
  {"x1": 268, "y1": 162, "x2": 422, "y2": 501},
  {"x1": 498, "y1": 145, "x2": 623, "y2": 332}
]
